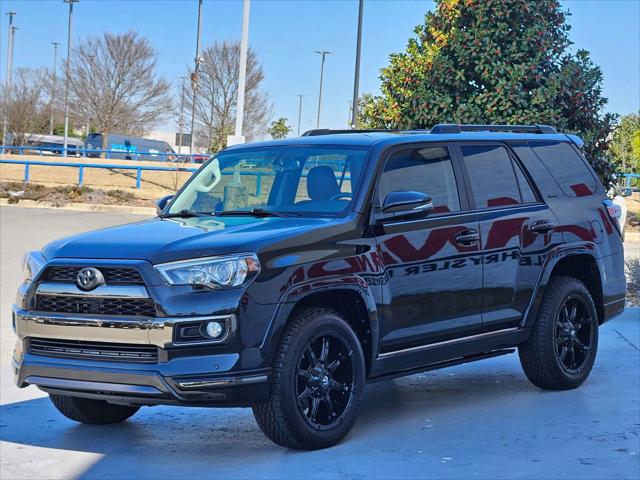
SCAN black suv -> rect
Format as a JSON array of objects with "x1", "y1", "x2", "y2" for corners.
[{"x1": 13, "y1": 124, "x2": 626, "y2": 450}]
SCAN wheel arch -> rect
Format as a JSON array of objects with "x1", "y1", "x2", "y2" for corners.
[
  {"x1": 523, "y1": 245, "x2": 605, "y2": 327},
  {"x1": 262, "y1": 276, "x2": 379, "y2": 377}
]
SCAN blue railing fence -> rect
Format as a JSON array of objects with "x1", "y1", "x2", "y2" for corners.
[
  {"x1": 0, "y1": 158, "x2": 351, "y2": 197},
  {"x1": 0, "y1": 144, "x2": 205, "y2": 162},
  {"x1": 623, "y1": 173, "x2": 640, "y2": 187},
  {"x1": 0, "y1": 159, "x2": 279, "y2": 196}
]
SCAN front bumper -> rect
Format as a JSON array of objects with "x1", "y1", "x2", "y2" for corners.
[{"x1": 12, "y1": 306, "x2": 270, "y2": 407}]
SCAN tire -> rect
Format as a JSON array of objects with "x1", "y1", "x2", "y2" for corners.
[
  {"x1": 252, "y1": 308, "x2": 366, "y2": 450},
  {"x1": 49, "y1": 394, "x2": 140, "y2": 425},
  {"x1": 519, "y1": 276, "x2": 599, "y2": 390}
]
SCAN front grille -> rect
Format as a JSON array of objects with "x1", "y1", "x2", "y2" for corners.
[
  {"x1": 46, "y1": 266, "x2": 144, "y2": 284},
  {"x1": 28, "y1": 338, "x2": 158, "y2": 363},
  {"x1": 36, "y1": 295, "x2": 157, "y2": 317}
]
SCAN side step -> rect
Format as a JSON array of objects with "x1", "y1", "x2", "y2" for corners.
[{"x1": 367, "y1": 349, "x2": 515, "y2": 383}]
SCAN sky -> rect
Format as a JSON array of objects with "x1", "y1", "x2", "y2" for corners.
[{"x1": 1, "y1": 0, "x2": 639, "y2": 136}]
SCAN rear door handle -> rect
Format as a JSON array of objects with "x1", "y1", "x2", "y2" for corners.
[
  {"x1": 455, "y1": 230, "x2": 480, "y2": 246},
  {"x1": 530, "y1": 220, "x2": 555, "y2": 234}
]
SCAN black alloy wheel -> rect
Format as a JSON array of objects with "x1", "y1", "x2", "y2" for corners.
[
  {"x1": 554, "y1": 295, "x2": 595, "y2": 375},
  {"x1": 252, "y1": 307, "x2": 365, "y2": 450},
  {"x1": 296, "y1": 333, "x2": 355, "y2": 431},
  {"x1": 519, "y1": 276, "x2": 599, "y2": 390}
]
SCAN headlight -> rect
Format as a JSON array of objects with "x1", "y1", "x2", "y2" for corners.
[
  {"x1": 22, "y1": 251, "x2": 47, "y2": 282},
  {"x1": 155, "y1": 253, "x2": 261, "y2": 289}
]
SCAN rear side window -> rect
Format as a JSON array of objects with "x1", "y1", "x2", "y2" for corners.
[
  {"x1": 380, "y1": 146, "x2": 460, "y2": 214},
  {"x1": 530, "y1": 141, "x2": 597, "y2": 197},
  {"x1": 513, "y1": 161, "x2": 538, "y2": 203},
  {"x1": 460, "y1": 145, "x2": 522, "y2": 209}
]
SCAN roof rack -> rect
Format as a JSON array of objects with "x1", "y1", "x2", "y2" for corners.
[
  {"x1": 430, "y1": 124, "x2": 558, "y2": 134},
  {"x1": 301, "y1": 124, "x2": 558, "y2": 137},
  {"x1": 301, "y1": 129, "x2": 394, "y2": 136}
]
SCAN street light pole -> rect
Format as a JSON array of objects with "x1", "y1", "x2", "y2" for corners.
[
  {"x1": 62, "y1": 0, "x2": 78, "y2": 158},
  {"x1": 2, "y1": 12, "x2": 17, "y2": 146},
  {"x1": 49, "y1": 41, "x2": 61, "y2": 135},
  {"x1": 178, "y1": 76, "x2": 187, "y2": 154},
  {"x1": 351, "y1": 0, "x2": 364, "y2": 129},
  {"x1": 234, "y1": 0, "x2": 251, "y2": 142},
  {"x1": 189, "y1": 0, "x2": 203, "y2": 156},
  {"x1": 315, "y1": 50, "x2": 332, "y2": 129},
  {"x1": 297, "y1": 94, "x2": 304, "y2": 136}
]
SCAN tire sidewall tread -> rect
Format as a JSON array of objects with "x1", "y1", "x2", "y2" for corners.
[
  {"x1": 253, "y1": 307, "x2": 365, "y2": 450},
  {"x1": 519, "y1": 276, "x2": 599, "y2": 390}
]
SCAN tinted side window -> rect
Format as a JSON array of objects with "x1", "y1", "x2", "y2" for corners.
[
  {"x1": 461, "y1": 145, "x2": 521, "y2": 209},
  {"x1": 530, "y1": 141, "x2": 597, "y2": 197},
  {"x1": 380, "y1": 146, "x2": 460, "y2": 214}
]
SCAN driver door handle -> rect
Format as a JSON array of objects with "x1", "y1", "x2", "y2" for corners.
[{"x1": 455, "y1": 230, "x2": 480, "y2": 246}]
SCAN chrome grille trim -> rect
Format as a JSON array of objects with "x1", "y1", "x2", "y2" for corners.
[
  {"x1": 14, "y1": 308, "x2": 237, "y2": 348},
  {"x1": 36, "y1": 282, "x2": 149, "y2": 298}
]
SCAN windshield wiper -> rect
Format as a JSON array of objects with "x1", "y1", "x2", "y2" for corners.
[
  {"x1": 159, "y1": 209, "x2": 215, "y2": 219},
  {"x1": 216, "y1": 208, "x2": 297, "y2": 218}
]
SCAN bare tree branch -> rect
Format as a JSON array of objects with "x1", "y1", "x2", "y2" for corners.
[
  {"x1": 1, "y1": 68, "x2": 49, "y2": 145},
  {"x1": 180, "y1": 41, "x2": 271, "y2": 151},
  {"x1": 66, "y1": 31, "x2": 172, "y2": 149}
]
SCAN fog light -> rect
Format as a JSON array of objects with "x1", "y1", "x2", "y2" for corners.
[{"x1": 205, "y1": 321, "x2": 224, "y2": 339}]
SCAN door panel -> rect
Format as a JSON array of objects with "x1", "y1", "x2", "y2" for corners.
[
  {"x1": 454, "y1": 142, "x2": 560, "y2": 329},
  {"x1": 477, "y1": 205, "x2": 560, "y2": 329},
  {"x1": 373, "y1": 144, "x2": 483, "y2": 353},
  {"x1": 376, "y1": 215, "x2": 483, "y2": 351}
]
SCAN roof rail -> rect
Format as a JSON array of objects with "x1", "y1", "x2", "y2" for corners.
[
  {"x1": 430, "y1": 124, "x2": 558, "y2": 134},
  {"x1": 301, "y1": 129, "x2": 394, "y2": 136}
]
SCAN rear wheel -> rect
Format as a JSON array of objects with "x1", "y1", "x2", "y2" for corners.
[
  {"x1": 49, "y1": 394, "x2": 140, "y2": 425},
  {"x1": 252, "y1": 308, "x2": 365, "y2": 450},
  {"x1": 519, "y1": 276, "x2": 598, "y2": 390}
]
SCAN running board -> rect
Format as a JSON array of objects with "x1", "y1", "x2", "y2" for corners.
[{"x1": 367, "y1": 349, "x2": 515, "y2": 383}]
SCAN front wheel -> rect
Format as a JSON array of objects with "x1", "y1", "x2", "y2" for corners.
[
  {"x1": 49, "y1": 394, "x2": 140, "y2": 425},
  {"x1": 519, "y1": 276, "x2": 599, "y2": 390},
  {"x1": 253, "y1": 308, "x2": 365, "y2": 450}
]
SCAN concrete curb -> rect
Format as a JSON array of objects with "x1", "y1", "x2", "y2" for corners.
[{"x1": 0, "y1": 198, "x2": 154, "y2": 215}]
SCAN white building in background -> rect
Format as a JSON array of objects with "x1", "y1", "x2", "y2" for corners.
[{"x1": 148, "y1": 131, "x2": 184, "y2": 154}]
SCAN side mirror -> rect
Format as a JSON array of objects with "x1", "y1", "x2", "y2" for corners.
[
  {"x1": 622, "y1": 188, "x2": 632, "y2": 197},
  {"x1": 156, "y1": 195, "x2": 174, "y2": 215},
  {"x1": 379, "y1": 191, "x2": 433, "y2": 221}
]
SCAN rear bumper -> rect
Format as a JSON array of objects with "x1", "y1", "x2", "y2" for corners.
[{"x1": 602, "y1": 297, "x2": 626, "y2": 324}]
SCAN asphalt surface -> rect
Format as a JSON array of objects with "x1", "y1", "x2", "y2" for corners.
[{"x1": 1, "y1": 206, "x2": 639, "y2": 480}]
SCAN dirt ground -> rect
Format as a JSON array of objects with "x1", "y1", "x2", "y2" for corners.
[
  {"x1": 0, "y1": 154, "x2": 195, "y2": 200},
  {"x1": 626, "y1": 193, "x2": 640, "y2": 232}
]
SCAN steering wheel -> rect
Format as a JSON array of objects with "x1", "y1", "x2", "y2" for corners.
[{"x1": 329, "y1": 192, "x2": 353, "y2": 201}]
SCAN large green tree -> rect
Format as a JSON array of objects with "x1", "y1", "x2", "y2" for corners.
[
  {"x1": 269, "y1": 117, "x2": 292, "y2": 139},
  {"x1": 608, "y1": 113, "x2": 640, "y2": 173},
  {"x1": 361, "y1": 0, "x2": 617, "y2": 185}
]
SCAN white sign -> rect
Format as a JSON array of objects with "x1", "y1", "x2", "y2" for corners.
[{"x1": 226, "y1": 135, "x2": 246, "y2": 147}]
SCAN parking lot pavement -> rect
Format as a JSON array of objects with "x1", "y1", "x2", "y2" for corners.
[{"x1": 1, "y1": 206, "x2": 639, "y2": 480}]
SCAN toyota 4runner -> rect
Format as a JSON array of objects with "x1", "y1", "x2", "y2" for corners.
[{"x1": 13, "y1": 124, "x2": 626, "y2": 450}]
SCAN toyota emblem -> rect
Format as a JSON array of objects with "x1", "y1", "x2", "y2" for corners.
[{"x1": 76, "y1": 267, "x2": 105, "y2": 291}]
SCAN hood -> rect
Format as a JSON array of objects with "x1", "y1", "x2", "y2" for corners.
[{"x1": 42, "y1": 215, "x2": 334, "y2": 264}]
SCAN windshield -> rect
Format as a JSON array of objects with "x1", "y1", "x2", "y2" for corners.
[{"x1": 167, "y1": 145, "x2": 370, "y2": 217}]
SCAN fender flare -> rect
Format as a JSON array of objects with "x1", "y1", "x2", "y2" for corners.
[
  {"x1": 259, "y1": 274, "x2": 380, "y2": 373},
  {"x1": 521, "y1": 241, "x2": 604, "y2": 328}
]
